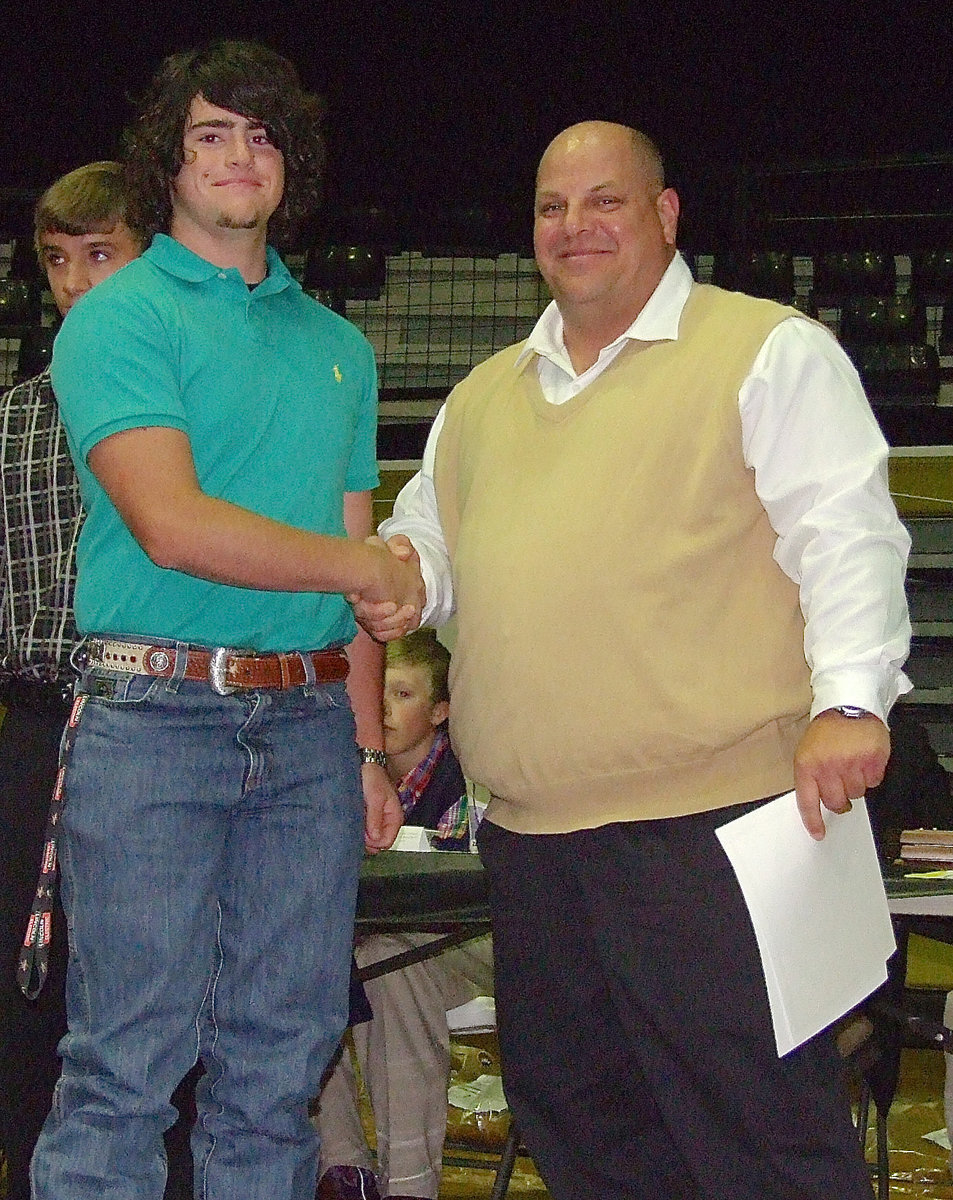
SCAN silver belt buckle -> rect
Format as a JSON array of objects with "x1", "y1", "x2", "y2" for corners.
[{"x1": 208, "y1": 647, "x2": 237, "y2": 696}]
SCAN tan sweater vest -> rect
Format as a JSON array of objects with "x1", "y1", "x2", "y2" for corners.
[{"x1": 434, "y1": 284, "x2": 814, "y2": 833}]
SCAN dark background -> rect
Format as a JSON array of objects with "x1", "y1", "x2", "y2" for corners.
[{"x1": 1, "y1": 0, "x2": 951, "y2": 251}]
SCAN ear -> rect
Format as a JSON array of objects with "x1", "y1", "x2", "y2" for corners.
[
  {"x1": 430, "y1": 699, "x2": 450, "y2": 727},
  {"x1": 656, "y1": 187, "x2": 680, "y2": 246}
]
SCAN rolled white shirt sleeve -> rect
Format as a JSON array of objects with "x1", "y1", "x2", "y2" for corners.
[
  {"x1": 379, "y1": 405, "x2": 455, "y2": 627},
  {"x1": 740, "y1": 316, "x2": 912, "y2": 722}
]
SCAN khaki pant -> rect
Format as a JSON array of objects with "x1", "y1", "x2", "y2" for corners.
[{"x1": 315, "y1": 932, "x2": 494, "y2": 1198}]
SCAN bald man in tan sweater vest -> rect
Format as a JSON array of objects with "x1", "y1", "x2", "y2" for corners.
[{"x1": 360, "y1": 122, "x2": 910, "y2": 1200}]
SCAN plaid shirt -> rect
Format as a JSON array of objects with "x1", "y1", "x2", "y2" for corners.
[
  {"x1": 0, "y1": 369, "x2": 82, "y2": 683},
  {"x1": 397, "y1": 726, "x2": 469, "y2": 845}
]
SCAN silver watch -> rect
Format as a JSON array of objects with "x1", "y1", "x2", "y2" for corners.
[
  {"x1": 833, "y1": 705, "x2": 869, "y2": 719},
  {"x1": 359, "y1": 746, "x2": 387, "y2": 768}
]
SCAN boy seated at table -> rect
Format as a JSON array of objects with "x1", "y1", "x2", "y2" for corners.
[{"x1": 315, "y1": 629, "x2": 494, "y2": 1200}]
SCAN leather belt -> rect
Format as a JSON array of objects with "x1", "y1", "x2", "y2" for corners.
[{"x1": 85, "y1": 638, "x2": 348, "y2": 695}]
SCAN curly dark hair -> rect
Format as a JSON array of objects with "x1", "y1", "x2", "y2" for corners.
[{"x1": 123, "y1": 40, "x2": 326, "y2": 249}]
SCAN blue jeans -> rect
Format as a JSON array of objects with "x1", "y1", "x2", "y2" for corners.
[{"x1": 31, "y1": 665, "x2": 365, "y2": 1200}]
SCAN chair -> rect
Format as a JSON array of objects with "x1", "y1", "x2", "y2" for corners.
[
  {"x1": 734, "y1": 250, "x2": 795, "y2": 300},
  {"x1": 840, "y1": 296, "x2": 928, "y2": 345},
  {"x1": 446, "y1": 995, "x2": 524, "y2": 1199},
  {"x1": 13, "y1": 323, "x2": 56, "y2": 385},
  {"x1": 940, "y1": 301, "x2": 953, "y2": 357},
  {"x1": 911, "y1": 251, "x2": 953, "y2": 301},
  {"x1": 837, "y1": 1007, "x2": 889, "y2": 1198},
  {"x1": 303, "y1": 244, "x2": 386, "y2": 313},
  {"x1": 0, "y1": 277, "x2": 38, "y2": 329},
  {"x1": 837, "y1": 295, "x2": 937, "y2": 405},
  {"x1": 813, "y1": 251, "x2": 896, "y2": 300},
  {"x1": 848, "y1": 342, "x2": 940, "y2": 405},
  {"x1": 851, "y1": 932, "x2": 953, "y2": 1200},
  {"x1": 710, "y1": 250, "x2": 797, "y2": 300}
]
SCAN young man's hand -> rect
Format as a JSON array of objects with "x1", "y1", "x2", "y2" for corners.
[
  {"x1": 349, "y1": 536, "x2": 424, "y2": 642},
  {"x1": 362, "y1": 761, "x2": 404, "y2": 852}
]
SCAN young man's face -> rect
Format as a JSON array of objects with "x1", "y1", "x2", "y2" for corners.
[
  {"x1": 171, "y1": 95, "x2": 285, "y2": 242},
  {"x1": 38, "y1": 222, "x2": 142, "y2": 317},
  {"x1": 383, "y1": 662, "x2": 449, "y2": 765}
]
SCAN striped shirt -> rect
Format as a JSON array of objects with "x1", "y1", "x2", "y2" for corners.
[{"x1": 0, "y1": 369, "x2": 81, "y2": 683}]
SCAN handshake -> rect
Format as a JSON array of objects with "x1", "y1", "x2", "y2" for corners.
[{"x1": 348, "y1": 534, "x2": 425, "y2": 642}]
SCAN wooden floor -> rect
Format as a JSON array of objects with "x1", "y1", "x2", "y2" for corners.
[
  {"x1": 867, "y1": 1047, "x2": 953, "y2": 1199},
  {"x1": 438, "y1": 1154, "x2": 549, "y2": 1199},
  {"x1": 435, "y1": 1041, "x2": 953, "y2": 1199}
]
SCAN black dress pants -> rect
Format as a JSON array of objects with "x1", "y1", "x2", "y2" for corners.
[{"x1": 478, "y1": 804, "x2": 874, "y2": 1200}]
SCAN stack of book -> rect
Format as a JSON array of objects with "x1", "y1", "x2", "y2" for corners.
[{"x1": 900, "y1": 829, "x2": 953, "y2": 867}]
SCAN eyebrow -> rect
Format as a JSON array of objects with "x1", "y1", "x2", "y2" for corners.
[
  {"x1": 40, "y1": 235, "x2": 117, "y2": 252},
  {"x1": 187, "y1": 116, "x2": 267, "y2": 132},
  {"x1": 536, "y1": 182, "x2": 618, "y2": 198}
]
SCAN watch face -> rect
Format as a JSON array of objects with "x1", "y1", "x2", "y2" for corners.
[{"x1": 835, "y1": 706, "x2": 867, "y2": 718}]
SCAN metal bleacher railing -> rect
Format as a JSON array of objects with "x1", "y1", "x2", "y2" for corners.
[
  {"x1": 343, "y1": 251, "x2": 549, "y2": 394},
  {"x1": 304, "y1": 248, "x2": 550, "y2": 472}
]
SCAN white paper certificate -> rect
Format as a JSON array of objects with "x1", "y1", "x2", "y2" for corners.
[{"x1": 716, "y1": 792, "x2": 895, "y2": 1056}]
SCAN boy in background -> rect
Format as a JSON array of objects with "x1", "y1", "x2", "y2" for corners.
[
  {"x1": 0, "y1": 162, "x2": 145, "y2": 1200},
  {"x1": 316, "y1": 630, "x2": 493, "y2": 1200}
]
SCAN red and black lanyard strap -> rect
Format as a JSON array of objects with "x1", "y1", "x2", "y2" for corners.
[{"x1": 17, "y1": 692, "x2": 87, "y2": 999}]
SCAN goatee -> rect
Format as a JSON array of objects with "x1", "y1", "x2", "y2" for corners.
[{"x1": 215, "y1": 213, "x2": 264, "y2": 230}]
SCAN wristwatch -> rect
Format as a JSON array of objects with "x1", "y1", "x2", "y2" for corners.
[
  {"x1": 359, "y1": 746, "x2": 387, "y2": 768},
  {"x1": 832, "y1": 706, "x2": 870, "y2": 719}
]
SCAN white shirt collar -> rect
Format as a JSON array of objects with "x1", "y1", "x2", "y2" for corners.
[{"x1": 516, "y1": 252, "x2": 694, "y2": 371}]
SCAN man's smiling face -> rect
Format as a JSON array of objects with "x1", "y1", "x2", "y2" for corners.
[
  {"x1": 533, "y1": 122, "x2": 678, "y2": 325},
  {"x1": 170, "y1": 94, "x2": 285, "y2": 241}
]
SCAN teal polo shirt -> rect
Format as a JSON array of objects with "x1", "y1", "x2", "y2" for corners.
[{"x1": 51, "y1": 233, "x2": 379, "y2": 651}]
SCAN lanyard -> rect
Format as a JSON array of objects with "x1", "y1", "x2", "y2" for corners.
[{"x1": 17, "y1": 692, "x2": 87, "y2": 999}]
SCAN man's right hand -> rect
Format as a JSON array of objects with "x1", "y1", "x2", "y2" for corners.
[{"x1": 350, "y1": 535, "x2": 425, "y2": 641}]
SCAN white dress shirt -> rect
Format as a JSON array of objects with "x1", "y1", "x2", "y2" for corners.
[{"x1": 381, "y1": 253, "x2": 912, "y2": 722}]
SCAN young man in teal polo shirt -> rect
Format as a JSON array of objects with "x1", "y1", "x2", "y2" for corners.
[{"x1": 29, "y1": 41, "x2": 423, "y2": 1200}]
